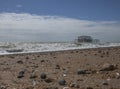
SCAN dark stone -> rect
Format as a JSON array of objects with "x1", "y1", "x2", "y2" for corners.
[
  {"x1": 30, "y1": 74, "x2": 37, "y2": 79},
  {"x1": 17, "y1": 60, "x2": 23, "y2": 64},
  {"x1": 117, "y1": 75, "x2": 120, "y2": 79},
  {"x1": 45, "y1": 78, "x2": 54, "y2": 83},
  {"x1": 40, "y1": 73, "x2": 47, "y2": 79},
  {"x1": 17, "y1": 70, "x2": 25, "y2": 78},
  {"x1": 45, "y1": 87, "x2": 58, "y2": 89},
  {"x1": 100, "y1": 63, "x2": 116, "y2": 71},
  {"x1": 77, "y1": 69, "x2": 87, "y2": 74},
  {"x1": 102, "y1": 81, "x2": 108, "y2": 85},
  {"x1": 25, "y1": 86, "x2": 34, "y2": 89},
  {"x1": 86, "y1": 86, "x2": 93, "y2": 89},
  {"x1": 58, "y1": 79, "x2": 66, "y2": 85},
  {"x1": 0, "y1": 85, "x2": 7, "y2": 89},
  {"x1": 55, "y1": 65, "x2": 60, "y2": 69},
  {"x1": 41, "y1": 60, "x2": 45, "y2": 62}
]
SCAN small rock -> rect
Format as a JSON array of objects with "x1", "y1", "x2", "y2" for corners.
[
  {"x1": 40, "y1": 73, "x2": 47, "y2": 79},
  {"x1": 117, "y1": 75, "x2": 120, "y2": 79},
  {"x1": 55, "y1": 65, "x2": 60, "y2": 69},
  {"x1": 0, "y1": 85, "x2": 7, "y2": 89},
  {"x1": 41, "y1": 60, "x2": 45, "y2": 62},
  {"x1": 77, "y1": 69, "x2": 87, "y2": 74},
  {"x1": 17, "y1": 60, "x2": 23, "y2": 64},
  {"x1": 100, "y1": 63, "x2": 116, "y2": 71},
  {"x1": 45, "y1": 78, "x2": 54, "y2": 83},
  {"x1": 17, "y1": 70, "x2": 25, "y2": 78},
  {"x1": 58, "y1": 79, "x2": 66, "y2": 86},
  {"x1": 25, "y1": 86, "x2": 34, "y2": 89},
  {"x1": 45, "y1": 87, "x2": 58, "y2": 89},
  {"x1": 86, "y1": 86, "x2": 93, "y2": 89},
  {"x1": 30, "y1": 71, "x2": 37, "y2": 79},
  {"x1": 31, "y1": 79, "x2": 36, "y2": 87},
  {"x1": 102, "y1": 81, "x2": 108, "y2": 85},
  {"x1": 70, "y1": 82, "x2": 79, "y2": 88}
]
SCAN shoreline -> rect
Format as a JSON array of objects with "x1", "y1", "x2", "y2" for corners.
[
  {"x1": 0, "y1": 45, "x2": 120, "y2": 56},
  {"x1": 0, "y1": 46, "x2": 120, "y2": 89}
]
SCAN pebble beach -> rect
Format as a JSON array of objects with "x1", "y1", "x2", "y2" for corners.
[{"x1": 0, "y1": 46, "x2": 120, "y2": 89}]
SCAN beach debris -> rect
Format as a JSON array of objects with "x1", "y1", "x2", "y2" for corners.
[
  {"x1": 40, "y1": 73, "x2": 47, "y2": 79},
  {"x1": 17, "y1": 70, "x2": 25, "y2": 78},
  {"x1": 58, "y1": 79, "x2": 66, "y2": 85},
  {"x1": 77, "y1": 69, "x2": 87, "y2": 74},
  {"x1": 102, "y1": 80, "x2": 108, "y2": 85},
  {"x1": 100, "y1": 63, "x2": 116, "y2": 71}
]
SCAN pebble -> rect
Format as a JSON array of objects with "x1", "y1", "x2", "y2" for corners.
[
  {"x1": 17, "y1": 70, "x2": 25, "y2": 78},
  {"x1": 100, "y1": 63, "x2": 116, "y2": 71},
  {"x1": 70, "y1": 82, "x2": 79, "y2": 88},
  {"x1": 77, "y1": 69, "x2": 87, "y2": 74},
  {"x1": 55, "y1": 65, "x2": 60, "y2": 69},
  {"x1": 41, "y1": 60, "x2": 45, "y2": 62},
  {"x1": 45, "y1": 78, "x2": 54, "y2": 83},
  {"x1": 30, "y1": 71, "x2": 37, "y2": 79},
  {"x1": 58, "y1": 79, "x2": 66, "y2": 85},
  {"x1": 45, "y1": 87, "x2": 58, "y2": 89},
  {"x1": 17, "y1": 60, "x2": 23, "y2": 64},
  {"x1": 40, "y1": 73, "x2": 47, "y2": 79},
  {"x1": 0, "y1": 85, "x2": 7, "y2": 89},
  {"x1": 86, "y1": 86, "x2": 93, "y2": 89},
  {"x1": 102, "y1": 81, "x2": 108, "y2": 85}
]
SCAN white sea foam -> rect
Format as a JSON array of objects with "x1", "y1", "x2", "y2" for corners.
[{"x1": 0, "y1": 42, "x2": 120, "y2": 55}]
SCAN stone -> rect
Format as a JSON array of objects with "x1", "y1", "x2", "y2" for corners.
[
  {"x1": 45, "y1": 78, "x2": 54, "y2": 83},
  {"x1": 40, "y1": 73, "x2": 47, "y2": 79},
  {"x1": 86, "y1": 86, "x2": 93, "y2": 89},
  {"x1": 55, "y1": 65, "x2": 60, "y2": 69},
  {"x1": 17, "y1": 60, "x2": 23, "y2": 64},
  {"x1": 100, "y1": 63, "x2": 116, "y2": 71},
  {"x1": 77, "y1": 69, "x2": 87, "y2": 74},
  {"x1": 58, "y1": 79, "x2": 66, "y2": 86},
  {"x1": 45, "y1": 87, "x2": 58, "y2": 89},
  {"x1": 70, "y1": 82, "x2": 79, "y2": 88},
  {"x1": 25, "y1": 86, "x2": 34, "y2": 89},
  {"x1": 41, "y1": 60, "x2": 45, "y2": 62},
  {"x1": 0, "y1": 85, "x2": 7, "y2": 89},
  {"x1": 17, "y1": 70, "x2": 25, "y2": 78},
  {"x1": 102, "y1": 81, "x2": 108, "y2": 85}
]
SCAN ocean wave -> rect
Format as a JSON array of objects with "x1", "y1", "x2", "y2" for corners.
[{"x1": 0, "y1": 42, "x2": 120, "y2": 55}]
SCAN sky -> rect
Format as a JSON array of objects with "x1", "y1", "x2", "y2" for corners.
[{"x1": 0, "y1": 0, "x2": 120, "y2": 42}]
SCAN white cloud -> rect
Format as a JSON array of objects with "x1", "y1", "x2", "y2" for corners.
[
  {"x1": 0, "y1": 12, "x2": 120, "y2": 42},
  {"x1": 16, "y1": 5, "x2": 22, "y2": 8}
]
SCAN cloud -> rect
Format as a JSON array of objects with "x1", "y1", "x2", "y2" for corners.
[
  {"x1": 0, "y1": 12, "x2": 120, "y2": 42},
  {"x1": 16, "y1": 5, "x2": 22, "y2": 8}
]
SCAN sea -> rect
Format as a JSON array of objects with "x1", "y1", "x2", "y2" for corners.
[{"x1": 0, "y1": 42, "x2": 120, "y2": 55}]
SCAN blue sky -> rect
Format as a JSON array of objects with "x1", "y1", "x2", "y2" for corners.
[
  {"x1": 0, "y1": 0, "x2": 120, "y2": 42},
  {"x1": 0, "y1": 0, "x2": 120, "y2": 21}
]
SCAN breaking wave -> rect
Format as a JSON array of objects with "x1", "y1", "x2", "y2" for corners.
[{"x1": 0, "y1": 42, "x2": 120, "y2": 55}]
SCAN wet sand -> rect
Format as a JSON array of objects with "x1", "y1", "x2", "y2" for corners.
[{"x1": 0, "y1": 46, "x2": 120, "y2": 89}]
